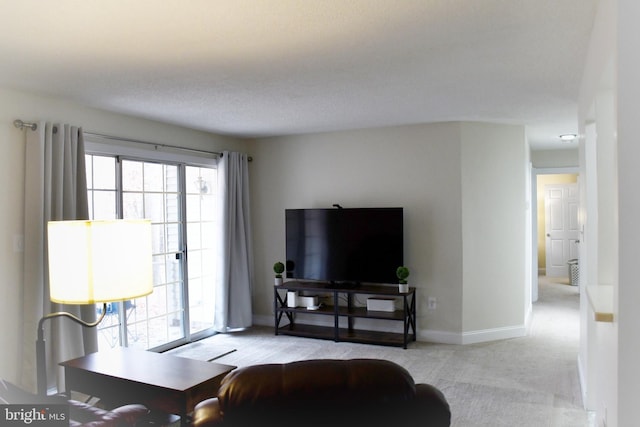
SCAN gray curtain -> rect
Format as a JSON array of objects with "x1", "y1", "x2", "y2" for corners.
[
  {"x1": 21, "y1": 122, "x2": 95, "y2": 393},
  {"x1": 214, "y1": 151, "x2": 253, "y2": 332}
]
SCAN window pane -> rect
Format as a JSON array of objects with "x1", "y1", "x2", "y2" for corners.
[
  {"x1": 201, "y1": 249, "x2": 215, "y2": 276},
  {"x1": 201, "y1": 222, "x2": 215, "y2": 249},
  {"x1": 144, "y1": 193, "x2": 164, "y2": 222},
  {"x1": 148, "y1": 285, "x2": 167, "y2": 318},
  {"x1": 167, "y1": 282, "x2": 183, "y2": 314},
  {"x1": 166, "y1": 223, "x2": 180, "y2": 253},
  {"x1": 186, "y1": 195, "x2": 201, "y2": 222},
  {"x1": 165, "y1": 193, "x2": 180, "y2": 222},
  {"x1": 188, "y1": 249, "x2": 203, "y2": 280},
  {"x1": 123, "y1": 192, "x2": 144, "y2": 219},
  {"x1": 152, "y1": 228, "x2": 166, "y2": 256},
  {"x1": 186, "y1": 165, "x2": 217, "y2": 336},
  {"x1": 93, "y1": 156, "x2": 116, "y2": 189},
  {"x1": 85, "y1": 155, "x2": 93, "y2": 188},
  {"x1": 93, "y1": 190, "x2": 117, "y2": 219},
  {"x1": 147, "y1": 317, "x2": 168, "y2": 348},
  {"x1": 166, "y1": 254, "x2": 180, "y2": 283},
  {"x1": 152, "y1": 254, "x2": 166, "y2": 284},
  {"x1": 187, "y1": 223, "x2": 201, "y2": 248},
  {"x1": 144, "y1": 163, "x2": 163, "y2": 192},
  {"x1": 122, "y1": 160, "x2": 143, "y2": 191},
  {"x1": 165, "y1": 165, "x2": 178, "y2": 192}
]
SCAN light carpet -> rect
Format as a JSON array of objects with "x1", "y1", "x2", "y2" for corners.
[
  {"x1": 179, "y1": 277, "x2": 590, "y2": 426},
  {"x1": 164, "y1": 342, "x2": 236, "y2": 362}
]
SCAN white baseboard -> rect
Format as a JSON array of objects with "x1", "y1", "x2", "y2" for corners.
[
  {"x1": 419, "y1": 324, "x2": 527, "y2": 345},
  {"x1": 460, "y1": 324, "x2": 527, "y2": 344},
  {"x1": 255, "y1": 314, "x2": 527, "y2": 346}
]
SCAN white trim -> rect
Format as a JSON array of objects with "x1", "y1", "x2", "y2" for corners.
[
  {"x1": 420, "y1": 325, "x2": 528, "y2": 345},
  {"x1": 461, "y1": 324, "x2": 527, "y2": 344},
  {"x1": 84, "y1": 134, "x2": 218, "y2": 167}
]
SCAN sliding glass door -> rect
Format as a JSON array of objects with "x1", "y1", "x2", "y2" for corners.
[
  {"x1": 185, "y1": 166, "x2": 218, "y2": 338},
  {"x1": 85, "y1": 154, "x2": 217, "y2": 351}
]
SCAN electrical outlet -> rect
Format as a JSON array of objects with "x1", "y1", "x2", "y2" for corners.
[{"x1": 428, "y1": 297, "x2": 437, "y2": 310}]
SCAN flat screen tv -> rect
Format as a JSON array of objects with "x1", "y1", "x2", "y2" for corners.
[{"x1": 285, "y1": 207, "x2": 403, "y2": 285}]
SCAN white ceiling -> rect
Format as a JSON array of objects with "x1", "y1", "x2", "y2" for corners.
[{"x1": 0, "y1": 0, "x2": 596, "y2": 150}]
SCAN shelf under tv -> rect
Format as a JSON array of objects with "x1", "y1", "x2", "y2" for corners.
[{"x1": 274, "y1": 281, "x2": 416, "y2": 349}]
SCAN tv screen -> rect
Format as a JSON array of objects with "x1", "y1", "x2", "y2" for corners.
[{"x1": 285, "y1": 207, "x2": 403, "y2": 285}]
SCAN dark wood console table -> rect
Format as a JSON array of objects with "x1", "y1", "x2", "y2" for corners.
[{"x1": 274, "y1": 281, "x2": 416, "y2": 348}]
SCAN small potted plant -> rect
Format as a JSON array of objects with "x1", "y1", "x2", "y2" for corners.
[
  {"x1": 273, "y1": 261, "x2": 285, "y2": 286},
  {"x1": 396, "y1": 266, "x2": 410, "y2": 293}
]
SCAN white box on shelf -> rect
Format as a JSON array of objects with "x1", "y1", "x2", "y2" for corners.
[
  {"x1": 287, "y1": 291, "x2": 297, "y2": 308},
  {"x1": 298, "y1": 295, "x2": 318, "y2": 307},
  {"x1": 366, "y1": 297, "x2": 396, "y2": 312}
]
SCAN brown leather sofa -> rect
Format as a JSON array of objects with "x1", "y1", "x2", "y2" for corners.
[
  {"x1": 0, "y1": 378, "x2": 149, "y2": 426},
  {"x1": 192, "y1": 359, "x2": 451, "y2": 427}
]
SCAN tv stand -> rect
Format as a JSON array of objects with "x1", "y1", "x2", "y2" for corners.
[
  {"x1": 328, "y1": 281, "x2": 359, "y2": 289},
  {"x1": 274, "y1": 281, "x2": 416, "y2": 348}
]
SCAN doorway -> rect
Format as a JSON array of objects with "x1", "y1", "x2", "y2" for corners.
[
  {"x1": 544, "y1": 182, "x2": 580, "y2": 278},
  {"x1": 531, "y1": 168, "x2": 579, "y2": 301}
]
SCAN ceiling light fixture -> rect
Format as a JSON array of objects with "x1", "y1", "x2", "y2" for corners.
[{"x1": 559, "y1": 134, "x2": 577, "y2": 142}]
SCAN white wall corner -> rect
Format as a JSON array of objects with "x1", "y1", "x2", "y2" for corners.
[{"x1": 577, "y1": 353, "x2": 588, "y2": 410}]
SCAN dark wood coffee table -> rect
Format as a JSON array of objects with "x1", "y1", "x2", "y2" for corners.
[{"x1": 60, "y1": 347, "x2": 235, "y2": 425}]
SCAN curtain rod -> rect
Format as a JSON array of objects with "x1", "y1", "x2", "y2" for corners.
[
  {"x1": 13, "y1": 119, "x2": 37, "y2": 131},
  {"x1": 83, "y1": 131, "x2": 225, "y2": 158},
  {"x1": 13, "y1": 120, "x2": 252, "y2": 161}
]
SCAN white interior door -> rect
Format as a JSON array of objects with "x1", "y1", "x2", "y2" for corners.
[{"x1": 545, "y1": 183, "x2": 580, "y2": 277}]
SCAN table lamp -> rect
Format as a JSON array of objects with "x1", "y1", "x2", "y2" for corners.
[{"x1": 37, "y1": 219, "x2": 153, "y2": 395}]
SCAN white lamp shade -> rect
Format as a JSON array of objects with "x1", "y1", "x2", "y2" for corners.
[{"x1": 47, "y1": 220, "x2": 153, "y2": 304}]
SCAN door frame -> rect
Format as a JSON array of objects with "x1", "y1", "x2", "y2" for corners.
[
  {"x1": 531, "y1": 166, "x2": 579, "y2": 302},
  {"x1": 544, "y1": 182, "x2": 580, "y2": 277}
]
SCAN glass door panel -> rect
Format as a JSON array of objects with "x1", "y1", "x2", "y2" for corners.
[
  {"x1": 121, "y1": 159, "x2": 186, "y2": 350},
  {"x1": 185, "y1": 166, "x2": 217, "y2": 337}
]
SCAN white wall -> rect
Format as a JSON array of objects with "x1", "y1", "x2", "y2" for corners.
[
  {"x1": 249, "y1": 122, "x2": 464, "y2": 336},
  {"x1": 460, "y1": 123, "x2": 528, "y2": 338},
  {"x1": 248, "y1": 121, "x2": 528, "y2": 343},
  {"x1": 531, "y1": 148, "x2": 579, "y2": 168},
  {"x1": 576, "y1": 0, "x2": 621, "y2": 424},
  {"x1": 616, "y1": 0, "x2": 640, "y2": 425},
  {"x1": 0, "y1": 86, "x2": 247, "y2": 385}
]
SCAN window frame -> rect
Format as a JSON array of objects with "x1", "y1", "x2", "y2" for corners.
[{"x1": 84, "y1": 135, "x2": 219, "y2": 351}]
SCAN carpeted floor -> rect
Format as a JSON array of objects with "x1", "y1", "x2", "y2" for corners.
[
  {"x1": 180, "y1": 276, "x2": 590, "y2": 426},
  {"x1": 164, "y1": 342, "x2": 236, "y2": 362}
]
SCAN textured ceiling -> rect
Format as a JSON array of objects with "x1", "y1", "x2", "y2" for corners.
[{"x1": 0, "y1": 1, "x2": 597, "y2": 150}]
